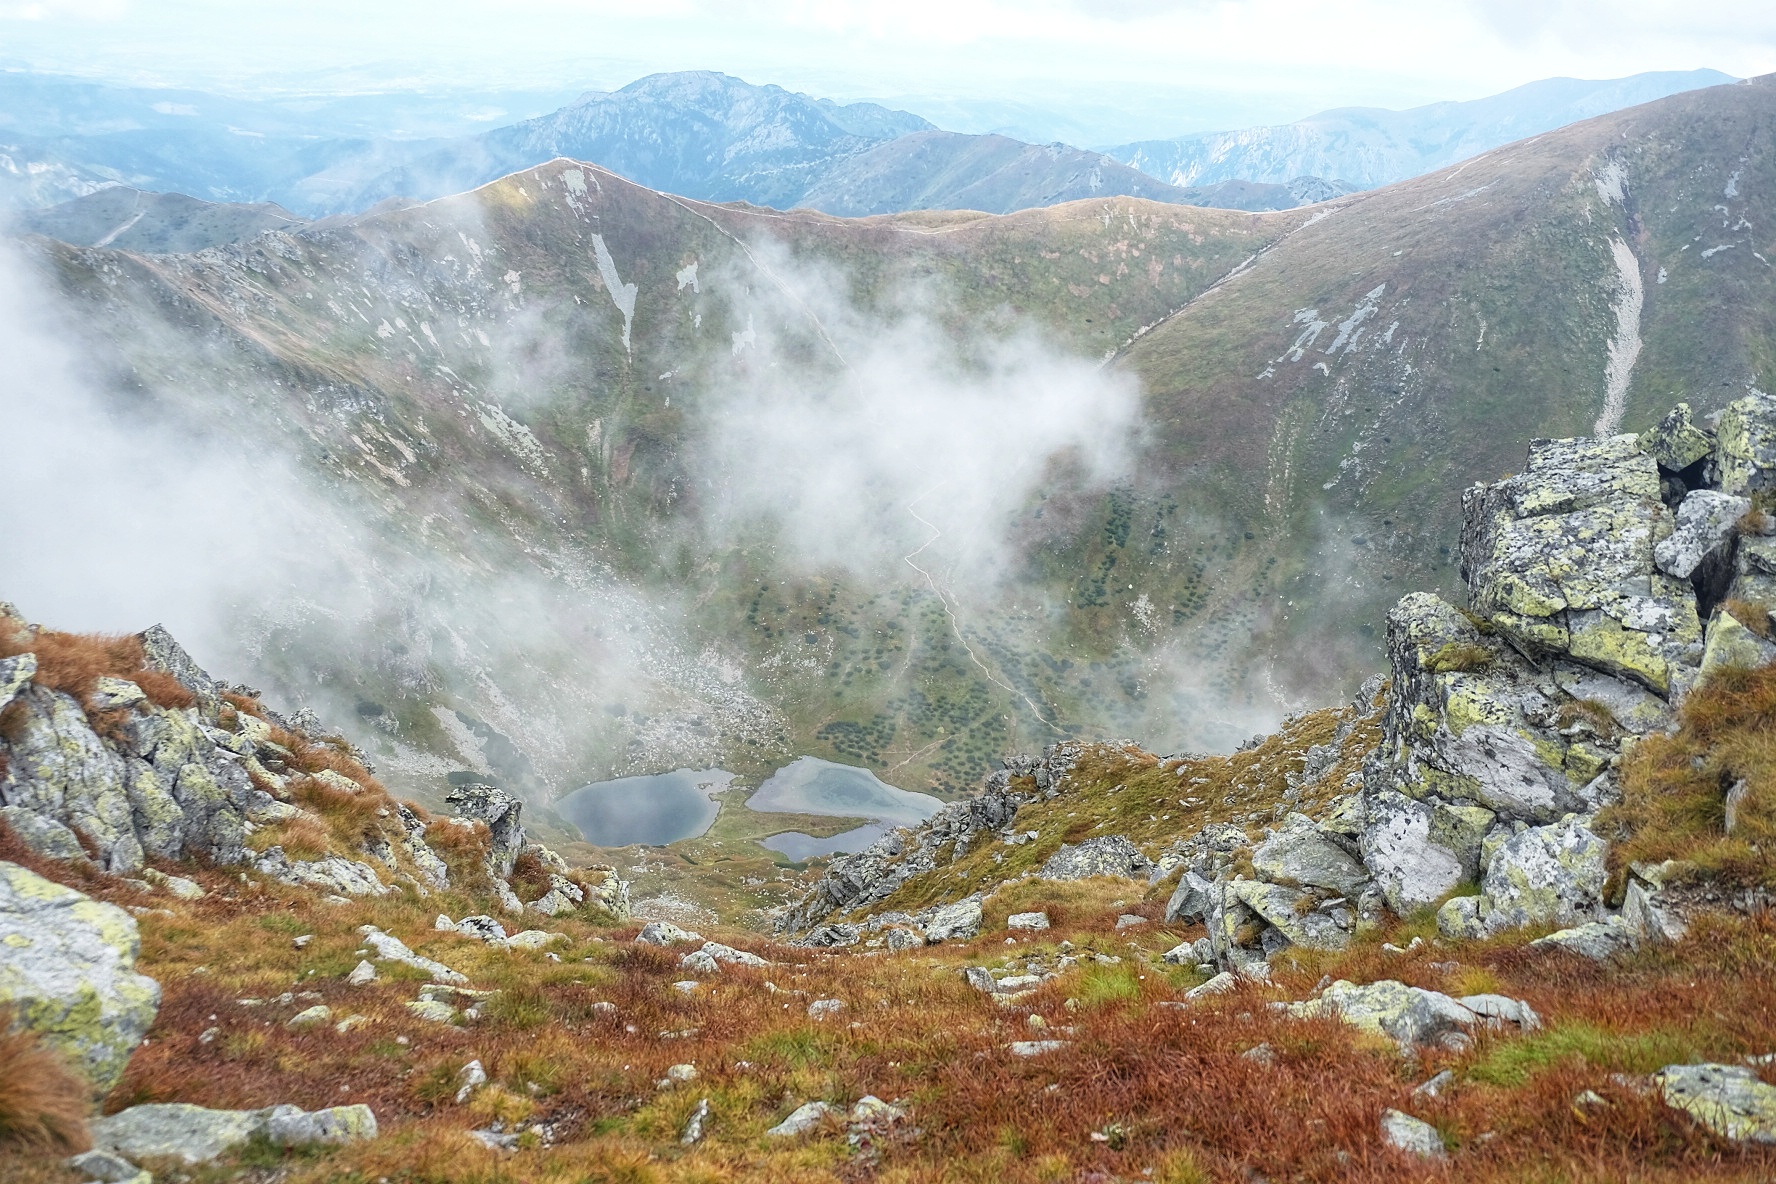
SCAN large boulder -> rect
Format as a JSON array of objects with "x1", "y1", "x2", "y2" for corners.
[
  {"x1": 1251, "y1": 813, "x2": 1369, "y2": 897},
  {"x1": 90, "y1": 1101, "x2": 378, "y2": 1164},
  {"x1": 0, "y1": 860, "x2": 161, "y2": 1094},
  {"x1": 1037, "y1": 835, "x2": 1154, "y2": 881},
  {"x1": 1438, "y1": 815, "x2": 1609, "y2": 939},
  {"x1": 1461, "y1": 435, "x2": 1700, "y2": 694}
]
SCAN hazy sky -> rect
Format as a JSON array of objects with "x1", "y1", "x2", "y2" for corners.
[{"x1": 1, "y1": 0, "x2": 1771, "y2": 134}]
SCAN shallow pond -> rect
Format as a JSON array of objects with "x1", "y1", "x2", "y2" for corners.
[
  {"x1": 555, "y1": 768, "x2": 736, "y2": 847},
  {"x1": 749, "y1": 757, "x2": 942, "y2": 859}
]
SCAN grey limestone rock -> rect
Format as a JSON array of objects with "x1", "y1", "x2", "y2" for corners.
[
  {"x1": 1379, "y1": 1109, "x2": 1446, "y2": 1158},
  {"x1": 0, "y1": 860, "x2": 161, "y2": 1094},
  {"x1": 90, "y1": 1101, "x2": 376, "y2": 1164},
  {"x1": 1289, "y1": 979, "x2": 1481, "y2": 1051},
  {"x1": 1654, "y1": 1062, "x2": 1776, "y2": 1144},
  {"x1": 1252, "y1": 813, "x2": 1369, "y2": 896},
  {"x1": 0, "y1": 651, "x2": 36, "y2": 709},
  {"x1": 1038, "y1": 834, "x2": 1154, "y2": 881}
]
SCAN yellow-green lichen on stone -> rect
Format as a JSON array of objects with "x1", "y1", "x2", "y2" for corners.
[{"x1": 0, "y1": 860, "x2": 161, "y2": 1095}]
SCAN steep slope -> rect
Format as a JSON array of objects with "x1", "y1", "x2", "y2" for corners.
[
  {"x1": 24, "y1": 164, "x2": 1294, "y2": 803},
  {"x1": 1112, "y1": 69, "x2": 1735, "y2": 190},
  {"x1": 1102, "y1": 71, "x2": 1776, "y2": 689},
  {"x1": 9, "y1": 186, "x2": 306, "y2": 252},
  {"x1": 18, "y1": 75, "x2": 1776, "y2": 814}
]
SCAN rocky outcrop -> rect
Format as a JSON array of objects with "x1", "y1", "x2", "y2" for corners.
[
  {"x1": 0, "y1": 860, "x2": 161, "y2": 1094},
  {"x1": 775, "y1": 752, "x2": 1068, "y2": 934}
]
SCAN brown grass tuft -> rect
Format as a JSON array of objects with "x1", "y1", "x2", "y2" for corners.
[
  {"x1": 1604, "y1": 660, "x2": 1776, "y2": 888},
  {"x1": 0, "y1": 1012, "x2": 93, "y2": 1154}
]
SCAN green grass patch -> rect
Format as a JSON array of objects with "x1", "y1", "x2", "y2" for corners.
[{"x1": 1466, "y1": 1022, "x2": 1702, "y2": 1088}]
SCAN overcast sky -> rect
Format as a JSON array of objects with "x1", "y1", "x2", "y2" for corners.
[{"x1": 2, "y1": 0, "x2": 1772, "y2": 136}]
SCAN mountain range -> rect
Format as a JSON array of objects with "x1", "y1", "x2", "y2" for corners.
[
  {"x1": 2, "y1": 68, "x2": 1732, "y2": 226},
  {"x1": 1109, "y1": 69, "x2": 1735, "y2": 189},
  {"x1": 13, "y1": 71, "x2": 1772, "y2": 809}
]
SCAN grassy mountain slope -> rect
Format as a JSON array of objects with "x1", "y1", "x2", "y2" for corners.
[
  {"x1": 9, "y1": 186, "x2": 306, "y2": 251},
  {"x1": 1106, "y1": 72, "x2": 1776, "y2": 693},
  {"x1": 21, "y1": 76, "x2": 1776, "y2": 813},
  {"x1": 30, "y1": 164, "x2": 1296, "y2": 803}
]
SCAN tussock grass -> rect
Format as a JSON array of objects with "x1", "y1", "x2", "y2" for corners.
[
  {"x1": 1605, "y1": 661, "x2": 1776, "y2": 887},
  {"x1": 0, "y1": 1011, "x2": 92, "y2": 1154}
]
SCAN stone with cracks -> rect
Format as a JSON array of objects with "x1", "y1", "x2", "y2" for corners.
[
  {"x1": 919, "y1": 897, "x2": 982, "y2": 943},
  {"x1": 1654, "y1": 490, "x2": 1748, "y2": 580},
  {"x1": 0, "y1": 860, "x2": 161, "y2": 1095},
  {"x1": 1038, "y1": 834, "x2": 1154, "y2": 881},
  {"x1": 1252, "y1": 813, "x2": 1369, "y2": 896},
  {"x1": 1289, "y1": 979, "x2": 1480, "y2": 1051},
  {"x1": 1655, "y1": 1063, "x2": 1776, "y2": 1144}
]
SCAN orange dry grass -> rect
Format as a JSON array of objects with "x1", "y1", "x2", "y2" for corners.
[
  {"x1": 0, "y1": 624, "x2": 198, "y2": 748},
  {"x1": 0, "y1": 1013, "x2": 93, "y2": 1155},
  {"x1": 1605, "y1": 660, "x2": 1776, "y2": 887}
]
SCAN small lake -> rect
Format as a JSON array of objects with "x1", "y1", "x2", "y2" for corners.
[
  {"x1": 555, "y1": 768, "x2": 737, "y2": 846},
  {"x1": 749, "y1": 757, "x2": 942, "y2": 860}
]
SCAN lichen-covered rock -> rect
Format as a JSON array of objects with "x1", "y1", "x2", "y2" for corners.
[
  {"x1": 636, "y1": 920, "x2": 702, "y2": 946},
  {"x1": 1439, "y1": 815, "x2": 1609, "y2": 938},
  {"x1": 1530, "y1": 916, "x2": 1639, "y2": 959},
  {"x1": 1461, "y1": 435, "x2": 1699, "y2": 693},
  {"x1": 1360, "y1": 788, "x2": 1466, "y2": 913},
  {"x1": 1655, "y1": 490, "x2": 1748, "y2": 580},
  {"x1": 1713, "y1": 391, "x2": 1776, "y2": 498},
  {"x1": 1729, "y1": 533, "x2": 1776, "y2": 604},
  {"x1": 1655, "y1": 1063, "x2": 1776, "y2": 1144},
  {"x1": 919, "y1": 897, "x2": 983, "y2": 943},
  {"x1": 1640, "y1": 401, "x2": 1715, "y2": 474},
  {"x1": 0, "y1": 652, "x2": 36, "y2": 709},
  {"x1": 1038, "y1": 834, "x2": 1154, "y2": 881},
  {"x1": 1368, "y1": 594, "x2": 1621, "y2": 829},
  {"x1": 0, "y1": 860, "x2": 161, "y2": 1094},
  {"x1": 1, "y1": 685, "x2": 144, "y2": 873},
  {"x1": 1251, "y1": 813, "x2": 1369, "y2": 897},
  {"x1": 256, "y1": 845, "x2": 392, "y2": 897},
  {"x1": 1227, "y1": 879, "x2": 1352, "y2": 951},
  {"x1": 445, "y1": 783, "x2": 525, "y2": 878},
  {"x1": 1288, "y1": 979, "x2": 1479, "y2": 1051},
  {"x1": 90, "y1": 1101, "x2": 377, "y2": 1164},
  {"x1": 1699, "y1": 607, "x2": 1776, "y2": 683},
  {"x1": 0, "y1": 804, "x2": 88, "y2": 862},
  {"x1": 1379, "y1": 1109, "x2": 1446, "y2": 1159}
]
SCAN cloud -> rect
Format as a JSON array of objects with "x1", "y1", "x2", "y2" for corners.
[{"x1": 691, "y1": 248, "x2": 1142, "y2": 595}]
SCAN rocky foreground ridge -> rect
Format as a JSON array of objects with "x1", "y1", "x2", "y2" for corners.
[
  {"x1": 781, "y1": 398, "x2": 1776, "y2": 966},
  {"x1": 0, "y1": 606, "x2": 627, "y2": 1094}
]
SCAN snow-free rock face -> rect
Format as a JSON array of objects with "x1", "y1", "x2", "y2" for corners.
[
  {"x1": 0, "y1": 627, "x2": 288, "y2": 872},
  {"x1": 0, "y1": 860, "x2": 161, "y2": 1094},
  {"x1": 775, "y1": 402, "x2": 1776, "y2": 964}
]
